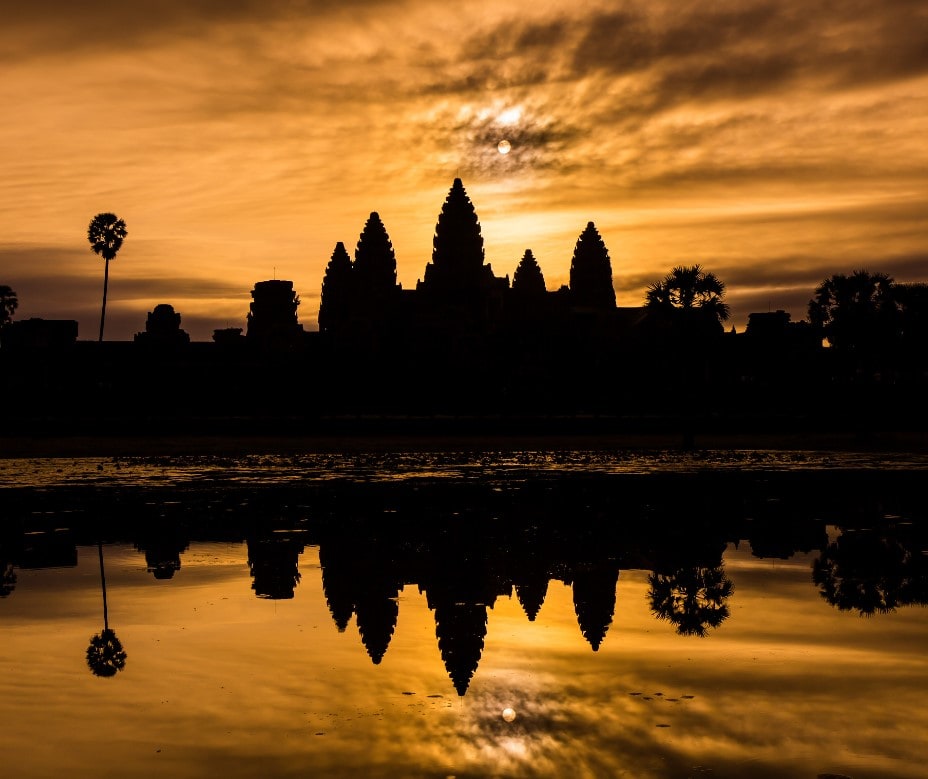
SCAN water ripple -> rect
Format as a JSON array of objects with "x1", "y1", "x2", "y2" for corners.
[{"x1": 2, "y1": 449, "x2": 927, "y2": 489}]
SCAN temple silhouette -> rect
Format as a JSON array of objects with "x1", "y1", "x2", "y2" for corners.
[{"x1": 1, "y1": 177, "x2": 927, "y2": 432}]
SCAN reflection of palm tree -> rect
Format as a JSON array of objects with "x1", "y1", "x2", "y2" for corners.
[
  {"x1": 648, "y1": 565, "x2": 734, "y2": 637},
  {"x1": 86, "y1": 541, "x2": 127, "y2": 677},
  {"x1": 87, "y1": 212, "x2": 127, "y2": 342},
  {"x1": 812, "y1": 529, "x2": 917, "y2": 615},
  {"x1": 0, "y1": 559, "x2": 16, "y2": 598},
  {"x1": 86, "y1": 629, "x2": 127, "y2": 677}
]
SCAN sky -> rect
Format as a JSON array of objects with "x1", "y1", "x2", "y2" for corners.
[{"x1": 2, "y1": 0, "x2": 927, "y2": 340}]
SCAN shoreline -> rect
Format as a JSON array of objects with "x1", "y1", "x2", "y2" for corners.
[{"x1": 2, "y1": 428, "x2": 927, "y2": 458}]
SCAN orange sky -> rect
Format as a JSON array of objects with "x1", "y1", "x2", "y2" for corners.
[{"x1": 2, "y1": 0, "x2": 927, "y2": 340}]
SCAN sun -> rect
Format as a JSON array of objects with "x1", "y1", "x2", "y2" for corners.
[{"x1": 497, "y1": 139, "x2": 512, "y2": 155}]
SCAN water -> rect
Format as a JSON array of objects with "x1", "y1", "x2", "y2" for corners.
[
  {"x1": 3, "y1": 449, "x2": 928, "y2": 489},
  {"x1": 1, "y1": 450, "x2": 926, "y2": 778}
]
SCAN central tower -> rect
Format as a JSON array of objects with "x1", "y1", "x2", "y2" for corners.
[
  {"x1": 420, "y1": 178, "x2": 490, "y2": 295},
  {"x1": 417, "y1": 178, "x2": 507, "y2": 333}
]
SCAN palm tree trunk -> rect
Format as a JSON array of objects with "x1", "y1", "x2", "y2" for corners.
[
  {"x1": 98, "y1": 257, "x2": 110, "y2": 342},
  {"x1": 97, "y1": 541, "x2": 109, "y2": 631}
]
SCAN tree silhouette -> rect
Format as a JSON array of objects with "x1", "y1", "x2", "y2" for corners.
[
  {"x1": 808, "y1": 270, "x2": 898, "y2": 354},
  {"x1": 87, "y1": 213, "x2": 127, "y2": 342},
  {"x1": 648, "y1": 565, "x2": 734, "y2": 637},
  {"x1": 86, "y1": 541, "x2": 127, "y2": 677},
  {"x1": 645, "y1": 264, "x2": 730, "y2": 333},
  {"x1": 569, "y1": 222, "x2": 615, "y2": 309},
  {"x1": 894, "y1": 282, "x2": 928, "y2": 367},
  {"x1": 812, "y1": 528, "x2": 924, "y2": 615},
  {"x1": 86, "y1": 629, "x2": 127, "y2": 678},
  {"x1": 0, "y1": 285, "x2": 17, "y2": 327},
  {"x1": 0, "y1": 559, "x2": 16, "y2": 598}
]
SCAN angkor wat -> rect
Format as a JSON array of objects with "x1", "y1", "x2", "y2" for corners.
[{"x1": 1, "y1": 178, "x2": 926, "y2": 435}]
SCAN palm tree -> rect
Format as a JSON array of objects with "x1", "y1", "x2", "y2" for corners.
[
  {"x1": 648, "y1": 564, "x2": 734, "y2": 636},
  {"x1": 0, "y1": 559, "x2": 16, "y2": 598},
  {"x1": 0, "y1": 285, "x2": 16, "y2": 349},
  {"x1": 645, "y1": 264, "x2": 730, "y2": 332},
  {"x1": 88, "y1": 213, "x2": 127, "y2": 342},
  {"x1": 0, "y1": 285, "x2": 17, "y2": 327},
  {"x1": 808, "y1": 270, "x2": 898, "y2": 353},
  {"x1": 812, "y1": 528, "x2": 919, "y2": 616},
  {"x1": 643, "y1": 265, "x2": 730, "y2": 446},
  {"x1": 86, "y1": 541, "x2": 127, "y2": 677}
]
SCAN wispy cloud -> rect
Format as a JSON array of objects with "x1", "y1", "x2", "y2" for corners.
[{"x1": 0, "y1": 0, "x2": 926, "y2": 337}]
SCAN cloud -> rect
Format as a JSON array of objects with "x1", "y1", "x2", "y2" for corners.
[
  {"x1": 1, "y1": 0, "x2": 926, "y2": 338},
  {"x1": 1, "y1": 0, "x2": 396, "y2": 59}
]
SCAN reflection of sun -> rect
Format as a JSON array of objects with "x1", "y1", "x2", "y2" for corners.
[
  {"x1": 502, "y1": 706, "x2": 516, "y2": 722},
  {"x1": 500, "y1": 737, "x2": 528, "y2": 757}
]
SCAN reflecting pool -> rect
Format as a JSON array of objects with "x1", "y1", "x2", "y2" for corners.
[{"x1": 1, "y1": 451, "x2": 926, "y2": 778}]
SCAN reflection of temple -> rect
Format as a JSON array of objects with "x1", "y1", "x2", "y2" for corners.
[
  {"x1": 312, "y1": 506, "x2": 678, "y2": 693},
  {"x1": 134, "y1": 523, "x2": 189, "y2": 580},
  {"x1": 18, "y1": 528, "x2": 78, "y2": 570},
  {"x1": 566, "y1": 560, "x2": 620, "y2": 651},
  {"x1": 420, "y1": 542, "x2": 510, "y2": 695},
  {"x1": 247, "y1": 529, "x2": 306, "y2": 600},
  {"x1": 5, "y1": 472, "x2": 927, "y2": 694},
  {"x1": 318, "y1": 536, "x2": 402, "y2": 664}
]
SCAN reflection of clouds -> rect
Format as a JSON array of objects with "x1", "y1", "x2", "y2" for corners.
[{"x1": 3, "y1": 543, "x2": 928, "y2": 777}]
